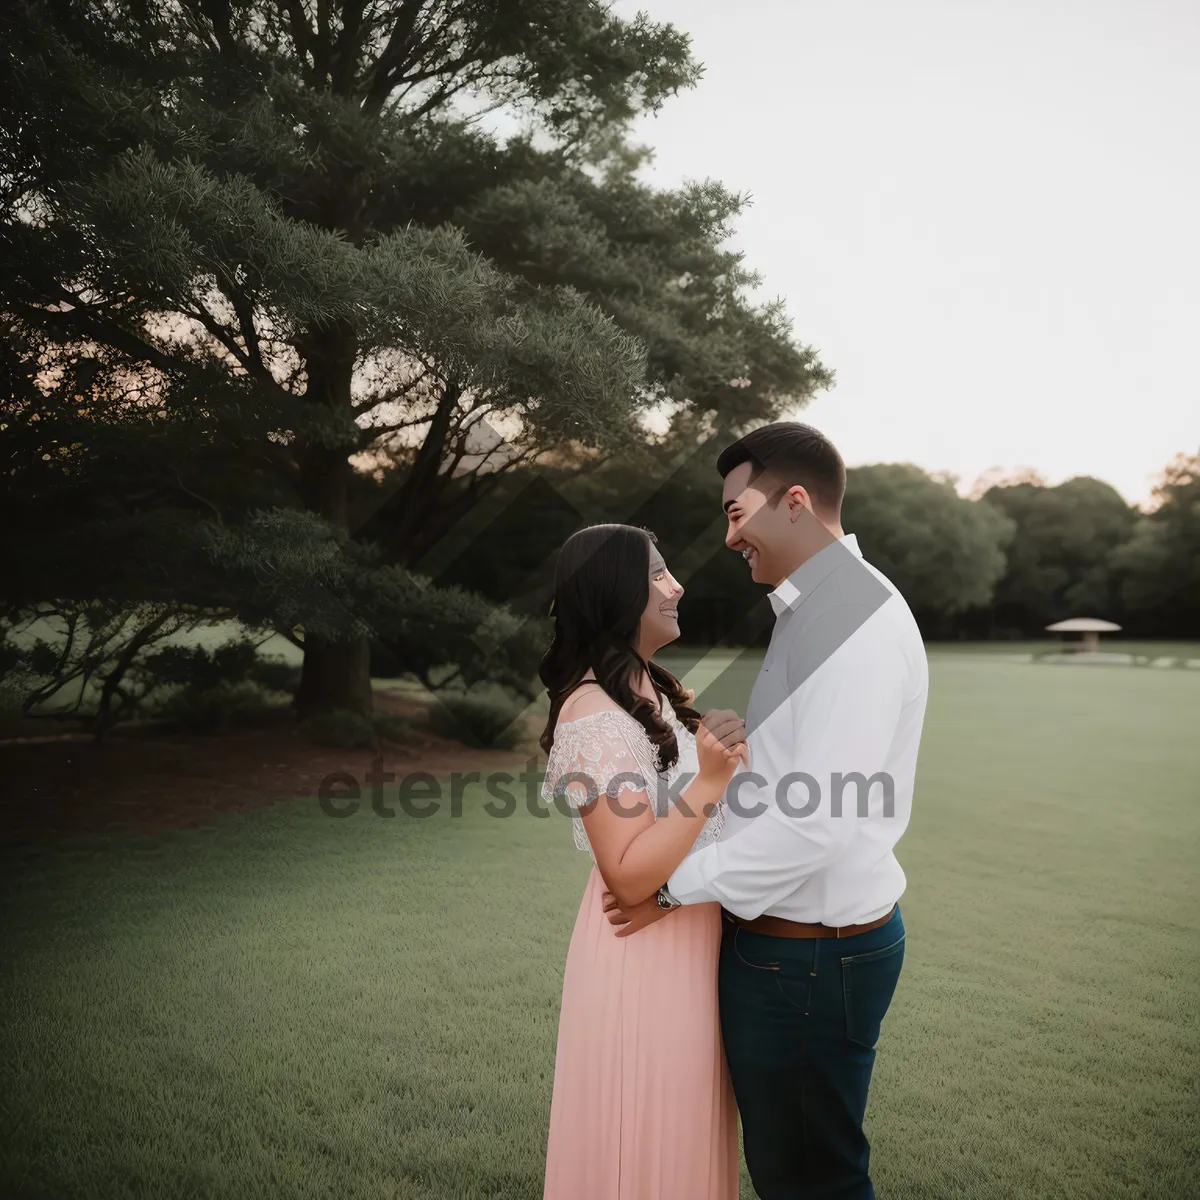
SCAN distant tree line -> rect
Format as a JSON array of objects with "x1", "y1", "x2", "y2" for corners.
[
  {"x1": 948, "y1": 458, "x2": 1199, "y2": 640},
  {"x1": 432, "y1": 446, "x2": 1200, "y2": 645}
]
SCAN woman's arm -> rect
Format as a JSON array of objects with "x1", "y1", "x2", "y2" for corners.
[
  {"x1": 579, "y1": 711, "x2": 746, "y2": 909},
  {"x1": 581, "y1": 775, "x2": 726, "y2": 910}
]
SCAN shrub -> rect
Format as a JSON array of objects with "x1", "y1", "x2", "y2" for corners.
[
  {"x1": 360, "y1": 568, "x2": 547, "y2": 699},
  {"x1": 161, "y1": 680, "x2": 287, "y2": 735},
  {"x1": 0, "y1": 603, "x2": 222, "y2": 734},
  {"x1": 425, "y1": 694, "x2": 528, "y2": 750},
  {"x1": 138, "y1": 639, "x2": 260, "y2": 690},
  {"x1": 0, "y1": 666, "x2": 36, "y2": 736},
  {"x1": 372, "y1": 714, "x2": 419, "y2": 745},
  {"x1": 247, "y1": 657, "x2": 302, "y2": 693},
  {"x1": 300, "y1": 709, "x2": 379, "y2": 750}
]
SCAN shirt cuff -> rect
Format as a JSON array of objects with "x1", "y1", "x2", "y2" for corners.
[{"x1": 666, "y1": 844, "x2": 717, "y2": 907}]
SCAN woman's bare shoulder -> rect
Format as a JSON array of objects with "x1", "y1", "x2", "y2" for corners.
[{"x1": 557, "y1": 682, "x2": 624, "y2": 725}]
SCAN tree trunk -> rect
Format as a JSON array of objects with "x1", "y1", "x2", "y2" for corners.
[
  {"x1": 294, "y1": 633, "x2": 373, "y2": 717},
  {"x1": 296, "y1": 326, "x2": 374, "y2": 717}
]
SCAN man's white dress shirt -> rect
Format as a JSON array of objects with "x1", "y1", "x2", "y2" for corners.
[{"x1": 666, "y1": 533, "x2": 929, "y2": 926}]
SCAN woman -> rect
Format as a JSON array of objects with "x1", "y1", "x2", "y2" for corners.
[{"x1": 539, "y1": 523, "x2": 744, "y2": 1200}]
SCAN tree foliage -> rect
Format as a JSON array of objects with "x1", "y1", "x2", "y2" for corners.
[
  {"x1": 1112, "y1": 453, "x2": 1200, "y2": 637},
  {"x1": 1, "y1": 0, "x2": 828, "y2": 718},
  {"x1": 981, "y1": 476, "x2": 1137, "y2": 632},
  {"x1": 842, "y1": 464, "x2": 1014, "y2": 621}
]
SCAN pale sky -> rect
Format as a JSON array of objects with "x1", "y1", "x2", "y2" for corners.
[{"x1": 614, "y1": 0, "x2": 1199, "y2": 505}]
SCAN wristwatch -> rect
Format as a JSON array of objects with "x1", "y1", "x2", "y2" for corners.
[{"x1": 656, "y1": 885, "x2": 681, "y2": 911}]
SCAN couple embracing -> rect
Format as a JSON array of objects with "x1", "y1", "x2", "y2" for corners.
[{"x1": 538, "y1": 423, "x2": 929, "y2": 1200}]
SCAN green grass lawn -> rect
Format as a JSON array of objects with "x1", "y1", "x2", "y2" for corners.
[
  {"x1": 1, "y1": 655, "x2": 1197, "y2": 1199},
  {"x1": 922, "y1": 639, "x2": 1200, "y2": 662}
]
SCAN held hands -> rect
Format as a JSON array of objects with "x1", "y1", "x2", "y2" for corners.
[{"x1": 695, "y1": 708, "x2": 750, "y2": 782}]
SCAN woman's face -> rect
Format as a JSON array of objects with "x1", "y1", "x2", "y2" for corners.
[{"x1": 639, "y1": 544, "x2": 684, "y2": 653}]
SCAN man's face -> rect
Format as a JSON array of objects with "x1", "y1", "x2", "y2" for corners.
[{"x1": 722, "y1": 461, "x2": 803, "y2": 586}]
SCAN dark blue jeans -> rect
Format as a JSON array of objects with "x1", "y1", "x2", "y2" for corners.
[{"x1": 718, "y1": 905, "x2": 906, "y2": 1199}]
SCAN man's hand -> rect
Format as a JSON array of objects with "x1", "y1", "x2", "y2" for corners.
[
  {"x1": 699, "y1": 708, "x2": 748, "y2": 755},
  {"x1": 602, "y1": 889, "x2": 671, "y2": 938},
  {"x1": 694, "y1": 708, "x2": 751, "y2": 783}
]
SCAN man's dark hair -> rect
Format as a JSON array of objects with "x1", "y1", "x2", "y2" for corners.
[{"x1": 716, "y1": 422, "x2": 846, "y2": 517}]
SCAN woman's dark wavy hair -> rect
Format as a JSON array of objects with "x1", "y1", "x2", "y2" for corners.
[{"x1": 538, "y1": 524, "x2": 701, "y2": 769}]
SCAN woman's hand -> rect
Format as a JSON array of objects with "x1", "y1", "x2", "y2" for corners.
[
  {"x1": 585, "y1": 709, "x2": 747, "y2": 913},
  {"x1": 602, "y1": 889, "x2": 670, "y2": 938}
]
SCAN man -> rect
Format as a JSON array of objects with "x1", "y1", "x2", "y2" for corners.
[{"x1": 604, "y1": 422, "x2": 929, "y2": 1199}]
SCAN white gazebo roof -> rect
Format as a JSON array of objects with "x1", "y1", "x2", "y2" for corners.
[{"x1": 1044, "y1": 618, "x2": 1123, "y2": 633}]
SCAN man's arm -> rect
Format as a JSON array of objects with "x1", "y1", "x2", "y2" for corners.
[{"x1": 666, "y1": 610, "x2": 906, "y2": 919}]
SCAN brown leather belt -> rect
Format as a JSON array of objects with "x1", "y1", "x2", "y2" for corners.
[{"x1": 724, "y1": 904, "x2": 897, "y2": 940}]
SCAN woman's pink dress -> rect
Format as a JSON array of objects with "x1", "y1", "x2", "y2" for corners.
[{"x1": 542, "y1": 705, "x2": 739, "y2": 1200}]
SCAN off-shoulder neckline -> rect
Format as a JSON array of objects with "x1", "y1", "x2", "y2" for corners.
[
  {"x1": 554, "y1": 695, "x2": 676, "y2": 731},
  {"x1": 555, "y1": 707, "x2": 640, "y2": 730}
]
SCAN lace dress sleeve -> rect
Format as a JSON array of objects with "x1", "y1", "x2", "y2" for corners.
[
  {"x1": 543, "y1": 703, "x2": 725, "y2": 859},
  {"x1": 542, "y1": 711, "x2": 659, "y2": 810},
  {"x1": 542, "y1": 711, "x2": 662, "y2": 857}
]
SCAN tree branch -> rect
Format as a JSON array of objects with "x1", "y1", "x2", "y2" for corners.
[
  {"x1": 331, "y1": 0, "x2": 368, "y2": 92},
  {"x1": 401, "y1": 75, "x2": 476, "y2": 122},
  {"x1": 314, "y1": 0, "x2": 334, "y2": 84},
  {"x1": 193, "y1": 0, "x2": 241, "y2": 59},
  {"x1": 213, "y1": 270, "x2": 266, "y2": 376},
  {"x1": 355, "y1": 414, "x2": 433, "y2": 449},
  {"x1": 173, "y1": 467, "x2": 225, "y2": 526},
  {"x1": 405, "y1": 449, "x2": 531, "y2": 564},
  {"x1": 273, "y1": 626, "x2": 306, "y2": 650},
  {"x1": 18, "y1": 287, "x2": 298, "y2": 412},
  {"x1": 283, "y1": 0, "x2": 318, "y2": 79},
  {"x1": 19, "y1": 296, "x2": 186, "y2": 380},
  {"x1": 394, "y1": 36, "x2": 494, "y2": 92},
  {"x1": 360, "y1": 0, "x2": 429, "y2": 114},
  {"x1": 386, "y1": 377, "x2": 462, "y2": 554},
  {"x1": 180, "y1": 301, "x2": 254, "y2": 371}
]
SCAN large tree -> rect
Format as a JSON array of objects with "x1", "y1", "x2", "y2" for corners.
[
  {"x1": 841, "y1": 464, "x2": 1014, "y2": 628},
  {"x1": 1, "y1": 0, "x2": 827, "y2": 717},
  {"x1": 981, "y1": 476, "x2": 1137, "y2": 634}
]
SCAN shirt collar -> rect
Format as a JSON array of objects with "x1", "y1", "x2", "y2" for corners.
[{"x1": 768, "y1": 533, "x2": 862, "y2": 617}]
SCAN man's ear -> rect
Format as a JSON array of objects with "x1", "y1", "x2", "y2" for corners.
[{"x1": 786, "y1": 485, "x2": 813, "y2": 520}]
